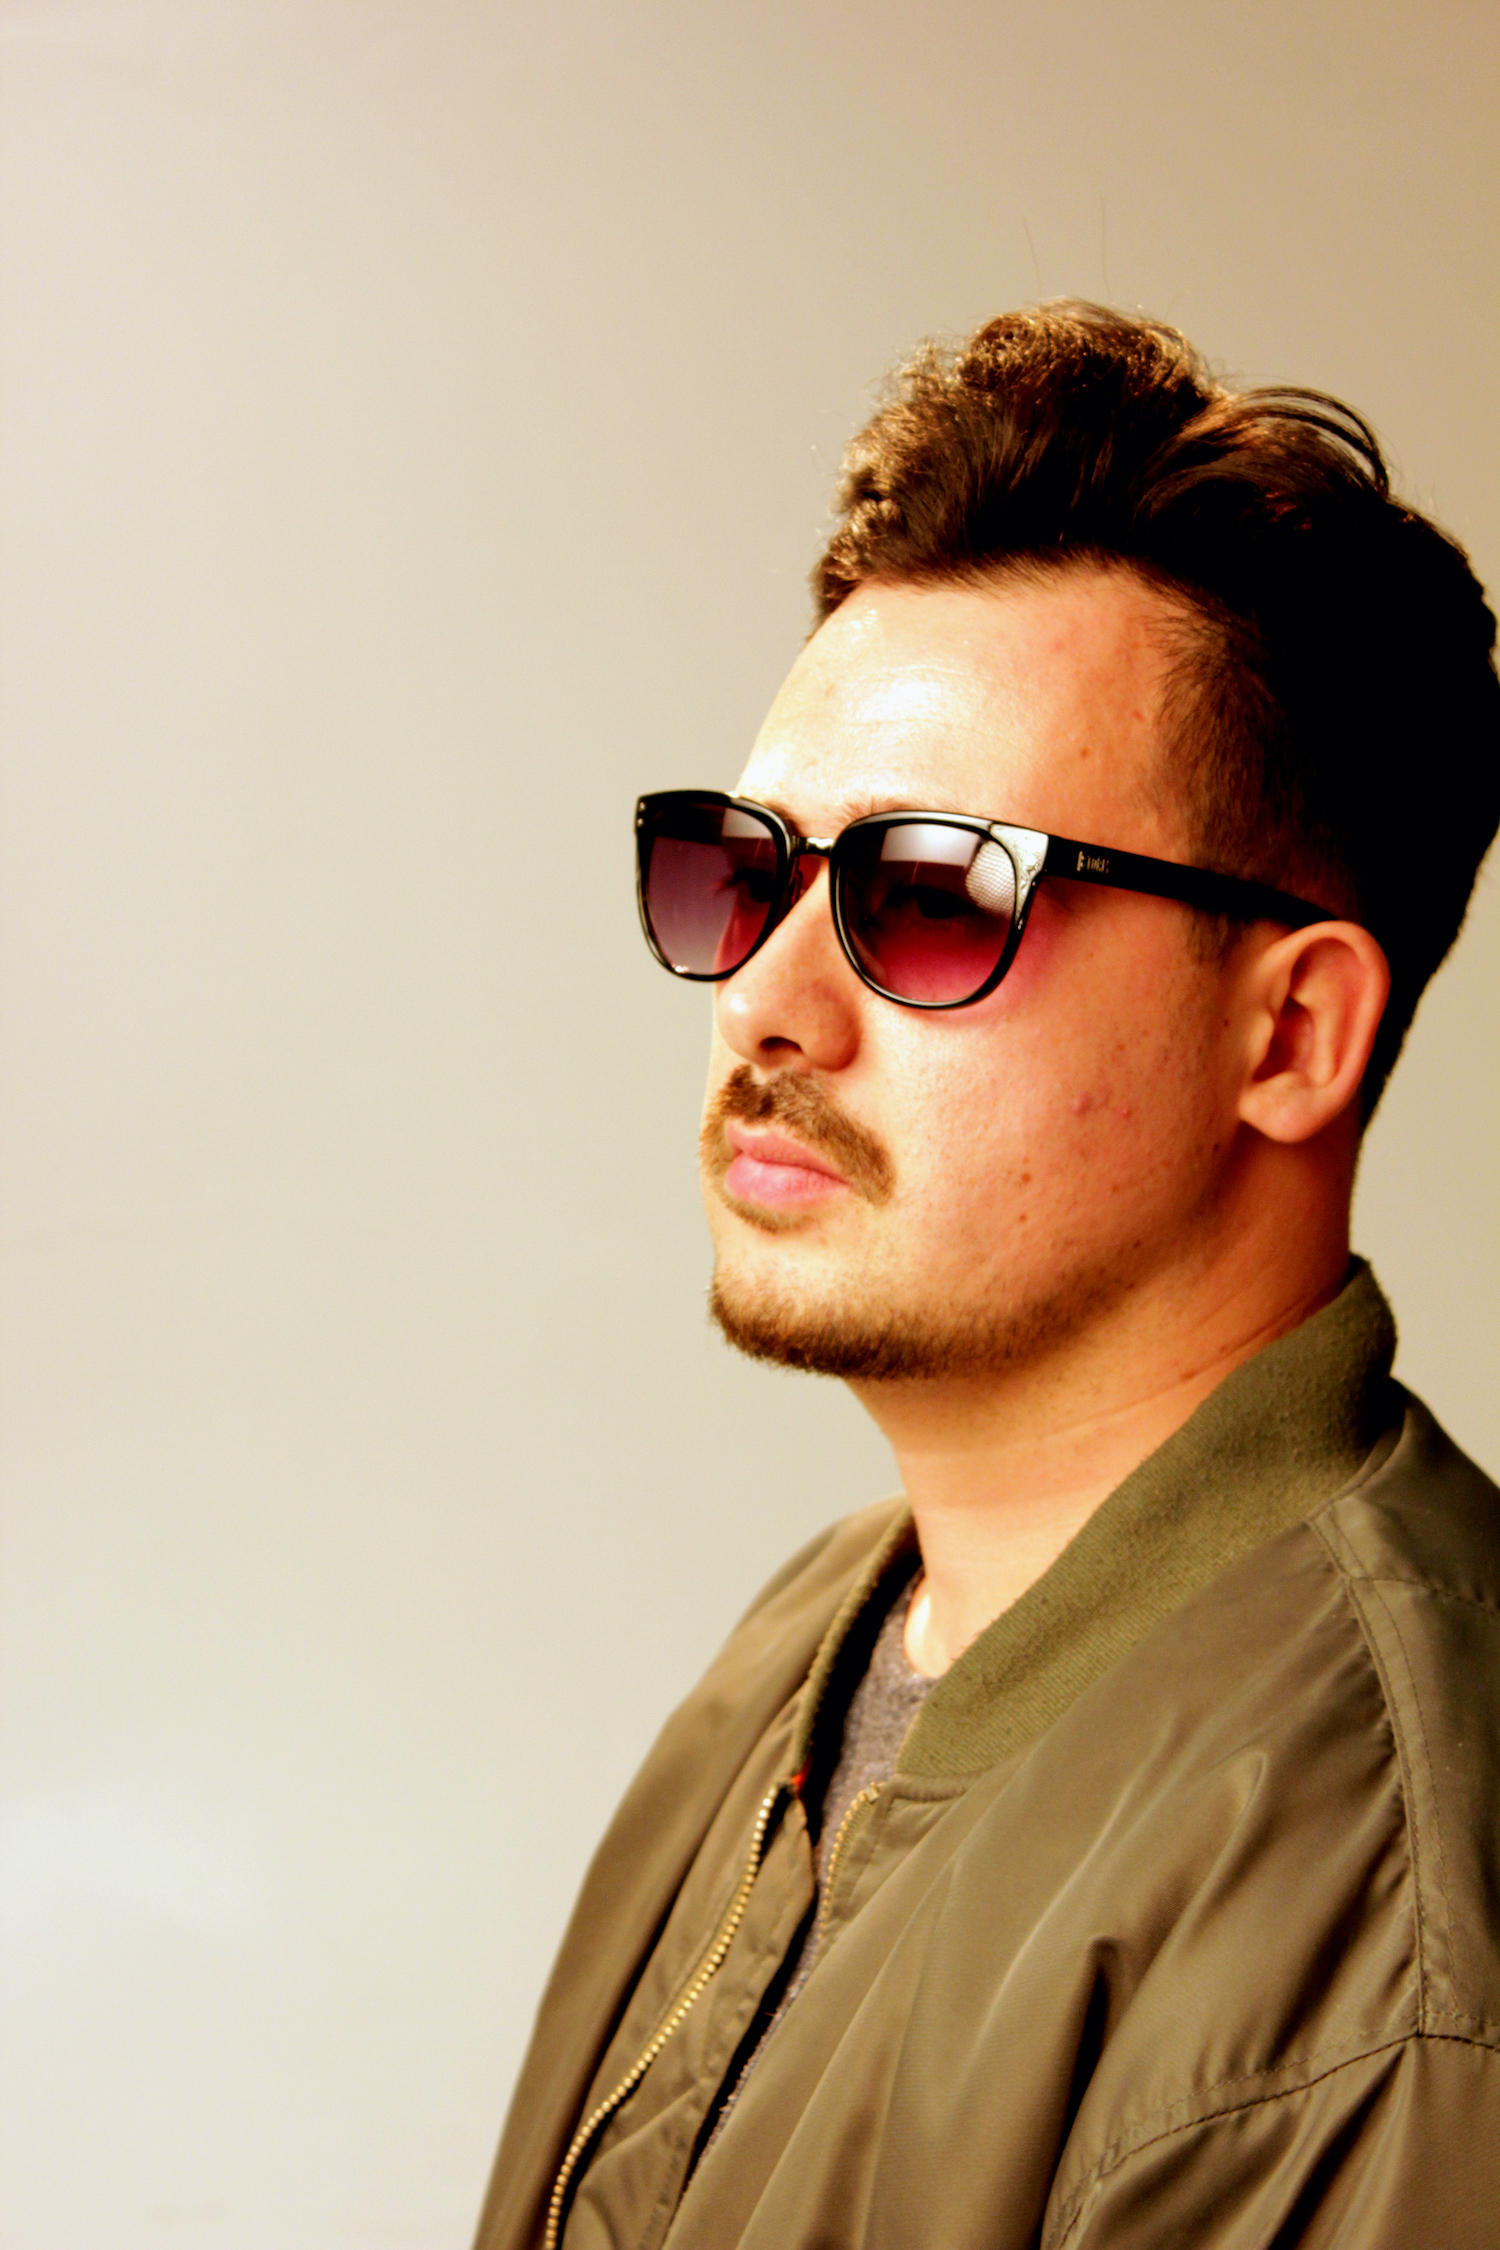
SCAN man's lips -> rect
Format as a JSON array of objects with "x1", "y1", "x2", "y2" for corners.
[
  {"x1": 722, "y1": 1122, "x2": 850, "y2": 1208},
  {"x1": 703, "y1": 1063, "x2": 894, "y2": 1208}
]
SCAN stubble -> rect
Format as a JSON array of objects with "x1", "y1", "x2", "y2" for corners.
[{"x1": 701, "y1": 1065, "x2": 1129, "y2": 1383}]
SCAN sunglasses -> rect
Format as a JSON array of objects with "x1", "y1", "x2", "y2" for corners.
[{"x1": 635, "y1": 789, "x2": 1335, "y2": 1010}]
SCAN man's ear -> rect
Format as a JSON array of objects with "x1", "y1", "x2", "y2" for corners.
[{"x1": 1235, "y1": 921, "x2": 1391, "y2": 1144}]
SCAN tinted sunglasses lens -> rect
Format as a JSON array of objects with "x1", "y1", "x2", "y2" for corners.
[
  {"x1": 840, "y1": 821, "x2": 1017, "y2": 1003},
  {"x1": 640, "y1": 798, "x2": 782, "y2": 976}
]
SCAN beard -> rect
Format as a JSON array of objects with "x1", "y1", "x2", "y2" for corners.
[
  {"x1": 702, "y1": 1066, "x2": 1124, "y2": 1383},
  {"x1": 708, "y1": 1255, "x2": 1123, "y2": 1383}
]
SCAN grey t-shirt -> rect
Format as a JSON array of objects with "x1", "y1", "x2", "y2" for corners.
[{"x1": 789, "y1": 1578, "x2": 935, "y2": 2008}]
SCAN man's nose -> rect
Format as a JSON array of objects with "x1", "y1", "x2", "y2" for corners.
[{"x1": 714, "y1": 856, "x2": 861, "y2": 1073}]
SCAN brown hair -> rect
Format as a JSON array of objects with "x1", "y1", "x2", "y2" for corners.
[{"x1": 814, "y1": 302, "x2": 1500, "y2": 1110}]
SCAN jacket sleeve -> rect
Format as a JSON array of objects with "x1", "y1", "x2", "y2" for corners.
[{"x1": 1053, "y1": 2034, "x2": 1500, "y2": 2248}]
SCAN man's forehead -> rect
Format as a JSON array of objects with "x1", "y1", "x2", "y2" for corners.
[{"x1": 737, "y1": 573, "x2": 1180, "y2": 838}]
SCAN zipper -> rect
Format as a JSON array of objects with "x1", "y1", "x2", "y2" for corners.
[
  {"x1": 810, "y1": 1781, "x2": 884, "y2": 1956},
  {"x1": 543, "y1": 1781, "x2": 785, "y2": 2250}
]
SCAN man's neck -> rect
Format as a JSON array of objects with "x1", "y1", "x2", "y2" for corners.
[{"x1": 852, "y1": 1227, "x2": 1351, "y2": 1679}]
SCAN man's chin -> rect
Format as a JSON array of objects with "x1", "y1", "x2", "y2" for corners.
[
  {"x1": 707, "y1": 1252, "x2": 1126, "y2": 1384},
  {"x1": 710, "y1": 1272, "x2": 912, "y2": 1377},
  {"x1": 710, "y1": 1269, "x2": 994, "y2": 1382}
]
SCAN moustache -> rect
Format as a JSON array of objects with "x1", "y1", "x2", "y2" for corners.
[{"x1": 702, "y1": 1065, "x2": 895, "y2": 1205}]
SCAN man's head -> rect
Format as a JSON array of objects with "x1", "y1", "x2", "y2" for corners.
[{"x1": 693, "y1": 305, "x2": 1500, "y2": 1385}]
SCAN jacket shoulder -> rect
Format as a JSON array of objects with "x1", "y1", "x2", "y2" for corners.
[{"x1": 1314, "y1": 1387, "x2": 1500, "y2": 1593}]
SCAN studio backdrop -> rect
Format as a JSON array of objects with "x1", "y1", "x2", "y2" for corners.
[{"x1": 3, "y1": 3, "x2": 1497, "y2": 2244}]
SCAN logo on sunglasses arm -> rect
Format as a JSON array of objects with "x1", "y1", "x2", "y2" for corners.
[{"x1": 1076, "y1": 849, "x2": 1111, "y2": 874}]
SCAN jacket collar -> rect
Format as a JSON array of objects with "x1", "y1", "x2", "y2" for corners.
[{"x1": 788, "y1": 1262, "x2": 1400, "y2": 1786}]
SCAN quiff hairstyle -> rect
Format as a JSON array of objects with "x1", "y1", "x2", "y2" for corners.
[{"x1": 813, "y1": 302, "x2": 1500, "y2": 1111}]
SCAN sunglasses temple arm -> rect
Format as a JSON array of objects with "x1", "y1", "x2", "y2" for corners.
[{"x1": 1042, "y1": 835, "x2": 1334, "y2": 931}]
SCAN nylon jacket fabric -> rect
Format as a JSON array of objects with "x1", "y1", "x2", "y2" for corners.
[{"x1": 475, "y1": 1270, "x2": 1500, "y2": 2248}]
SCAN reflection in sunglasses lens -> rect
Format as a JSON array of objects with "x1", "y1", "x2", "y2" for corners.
[{"x1": 841, "y1": 824, "x2": 1016, "y2": 1003}]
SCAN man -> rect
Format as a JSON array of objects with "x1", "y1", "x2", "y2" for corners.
[{"x1": 476, "y1": 304, "x2": 1500, "y2": 2247}]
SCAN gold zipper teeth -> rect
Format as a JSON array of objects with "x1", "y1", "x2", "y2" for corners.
[
  {"x1": 542, "y1": 1782, "x2": 783, "y2": 2250},
  {"x1": 810, "y1": 1781, "x2": 882, "y2": 1955}
]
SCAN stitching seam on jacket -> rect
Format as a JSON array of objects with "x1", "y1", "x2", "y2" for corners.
[
  {"x1": 1309, "y1": 1522, "x2": 1429, "y2": 2030},
  {"x1": 1363, "y1": 1570, "x2": 1462, "y2": 2012},
  {"x1": 1438, "y1": 2008, "x2": 1500, "y2": 2038},
  {"x1": 1046, "y1": 2032, "x2": 1470, "y2": 2250}
]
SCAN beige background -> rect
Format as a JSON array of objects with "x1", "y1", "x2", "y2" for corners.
[{"x1": 2, "y1": 2, "x2": 1496, "y2": 2244}]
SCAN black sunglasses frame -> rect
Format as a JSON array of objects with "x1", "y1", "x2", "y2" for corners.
[{"x1": 635, "y1": 789, "x2": 1338, "y2": 1012}]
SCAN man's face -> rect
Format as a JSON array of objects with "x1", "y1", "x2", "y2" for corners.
[{"x1": 700, "y1": 567, "x2": 1247, "y2": 1382}]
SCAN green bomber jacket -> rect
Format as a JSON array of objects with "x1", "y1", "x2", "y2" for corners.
[{"x1": 475, "y1": 1268, "x2": 1500, "y2": 2248}]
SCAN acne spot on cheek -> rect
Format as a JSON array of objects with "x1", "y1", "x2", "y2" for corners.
[{"x1": 1069, "y1": 1090, "x2": 1134, "y2": 1120}]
